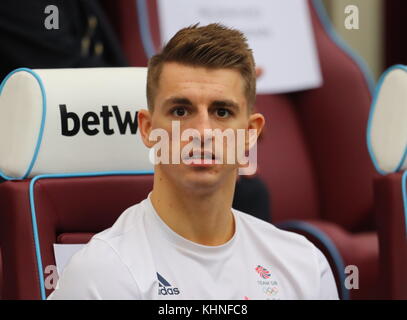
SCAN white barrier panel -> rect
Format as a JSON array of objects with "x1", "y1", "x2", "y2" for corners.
[
  {"x1": 0, "y1": 67, "x2": 153, "y2": 179},
  {"x1": 53, "y1": 244, "x2": 86, "y2": 276},
  {"x1": 157, "y1": 0, "x2": 322, "y2": 94},
  {"x1": 368, "y1": 65, "x2": 407, "y2": 174}
]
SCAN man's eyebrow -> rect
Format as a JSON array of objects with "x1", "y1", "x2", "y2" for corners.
[
  {"x1": 163, "y1": 97, "x2": 193, "y2": 106},
  {"x1": 211, "y1": 100, "x2": 240, "y2": 111},
  {"x1": 162, "y1": 97, "x2": 240, "y2": 111}
]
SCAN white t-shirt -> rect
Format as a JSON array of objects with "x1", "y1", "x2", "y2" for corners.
[{"x1": 48, "y1": 192, "x2": 339, "y2": 300}]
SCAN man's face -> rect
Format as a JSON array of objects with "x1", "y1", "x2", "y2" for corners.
[{"x1": 139, "y1": 62, "x2": 263, "y2": 193}]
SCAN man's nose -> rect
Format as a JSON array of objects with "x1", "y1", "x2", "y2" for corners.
[
  {"x1": 190, "y1": 109, "x2": 213, "y2": 136},
  {"x1": 185, "y1": 109, "x2": 214, "y2": 146}
]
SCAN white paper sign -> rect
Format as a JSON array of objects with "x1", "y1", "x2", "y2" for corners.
[
  {"x1": 53, "y1": 244, "x2": 85, "y2": 276},
  {"x1": 157, "y1": 0, "x2": 322, "y2": 94}
]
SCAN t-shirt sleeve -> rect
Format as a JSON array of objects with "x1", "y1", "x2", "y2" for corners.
[
  {"x1": 314, "y1": 247, "x2": 340, "y2": 300},
  {"x1": 47, "y1": 239, "x2": 141, "y2": 300}
]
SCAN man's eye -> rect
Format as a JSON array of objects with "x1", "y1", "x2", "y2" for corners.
[
  {"x1": 172, "y1": 107, "x2": 188, "y2": 117},
  {"x1": 216, "y1": 108, "x2": 231, "y2": 118}
]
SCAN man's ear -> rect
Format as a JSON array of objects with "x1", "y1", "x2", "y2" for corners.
[
  {"x1": 246, "y1": 112, "x2": 265, "y2": 151},
  {"x1": 138, "y1": 109, "x2": 155, "y2": 148}
]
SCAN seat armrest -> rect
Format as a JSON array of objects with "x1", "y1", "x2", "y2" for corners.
[{"x1": 373, "y1": 172, "x2": 407, "y2": 299}]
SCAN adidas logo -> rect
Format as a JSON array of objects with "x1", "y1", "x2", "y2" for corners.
[{"x1": 157, "y1": 272, "x2": 180, "y2": 295}]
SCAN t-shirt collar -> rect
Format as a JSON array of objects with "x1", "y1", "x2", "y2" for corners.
[{"x1": 143, "y1": 192, "x2": 239, "y2": 257}]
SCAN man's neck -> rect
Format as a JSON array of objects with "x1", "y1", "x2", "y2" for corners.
[{"x1": 150, "y1": 168, "x2": 237, "y2": 246}]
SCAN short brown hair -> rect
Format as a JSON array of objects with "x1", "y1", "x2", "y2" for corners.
[{"x1": 146, "y1": 23, "x2": 256, "y2": 112}]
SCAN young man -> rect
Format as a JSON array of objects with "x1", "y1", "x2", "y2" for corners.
[{"x1": 49, "y1": 24, "x2": 339, "y2": 300}]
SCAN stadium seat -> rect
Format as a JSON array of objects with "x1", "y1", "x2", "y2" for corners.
[
  {"x1": 0, "y1": 175, "x2": 153, "y2": 299},
  {"x1": 256, "y1": 0, "x2": 378, "y2": 300},
  {"x1": 0, "y1": 67, "x2": 153, "y2": 299},
  {"x1": 255, "y1": 0, "x2": 379, "y2": 300},
  {"x1": 373, "y1": 172, "x2": 407, "y2": 299},
  {"x1": 367, "y1": 65, "x2": 407, "y2": 299},
  {"x1": 0, "y1": 247, "x2": 3, "y2": 299},
  {"x1": 117, "y1": 0, "x2": 379, "y2": 299}
]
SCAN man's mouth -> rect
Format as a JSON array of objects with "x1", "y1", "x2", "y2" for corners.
[{"x1": 183, "y1": 150, "x2": 218, "y2": 164}]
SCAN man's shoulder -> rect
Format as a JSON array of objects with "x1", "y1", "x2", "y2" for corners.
[
  {"x1": 234, "y1": 208, "x2": 315, "y2": 252},
  {"x1": 49, "y1": 236, "x2": 141, "y2": 299},
  {"x1": 73, "y1": 200, "x2": 151, "y2": 269},
  {"x1": 49, "y1": 200, "x2": 154, "y2": 299},
  {"x1": 64, "y1": 200, "x2": 147, "y2": 269},
  {"x1": 93, "y1": 201, "x2": 146, "y2": 243},
  {"x1": 234, "y1": 209, "x2": 339, "y2": 299}
]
